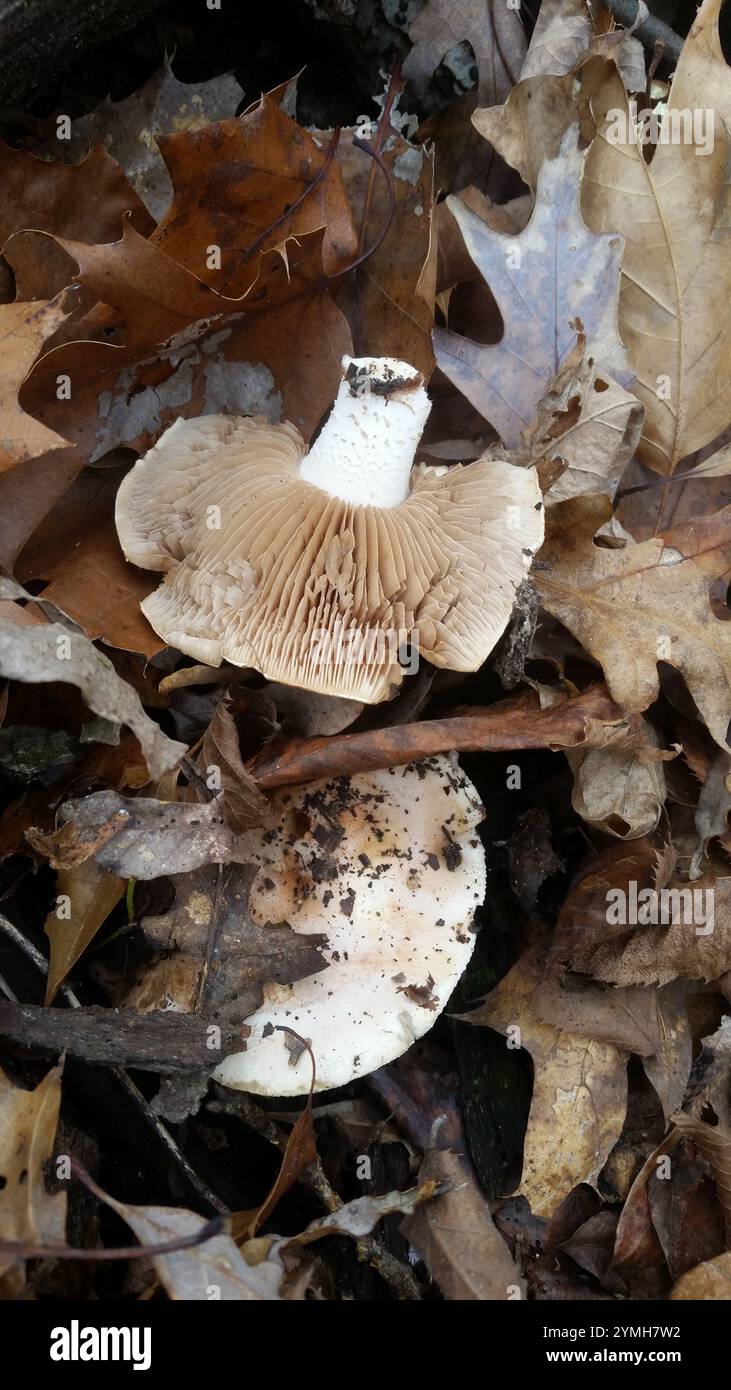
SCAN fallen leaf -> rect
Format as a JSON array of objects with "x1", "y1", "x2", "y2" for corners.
[
  {"x1": 403, "y1": 0, "x2": 525, "y2": 105},
  {"x1": 671, "y1": 1251, "x2": 731, "y2": 1298},
  {"x1": 566, "y1": 726, "x2": 668, "y2": 839},
  {"x1": 460, "y1": 948, "x2": 629, "y2": 1216},
  {"x1": 42, "y1": 59, "x2": 246, "y2": 223},
  {"x1": 0, "y1": 619, "x2": 185, "y2": 779},
  {"x1": 0, "y1": 1064, "x2": 66, "y2": 1293},
  {"x1": 520, "y1": 0, "x2": 591, "y2": 78},
  {"x1": 519, "y1": 341, "x2": 643, "y2": 502},
  {"x1": 473, "y1": 75, "x2": 578, "y2": 191},
  {"x1": 671, "y1": 1112, "x2": 731, "y2": 1238},
  {"x1": 402, "y1": 1147, "x2": 525, "y2": 1299},
  {"x1": 200, "y1": 693, "x2": 272, "y2": 833},
  {"x1": 535, "y1": 496, "x2": 731, "y2": 750},
  {"x1": 581, "y1": 7, "x2": 731, "y2": 473},
  {"x1": 29, "y1": 789, "x2": 251, "y2": 879},
  {"x1": 553, "y1": 840, "x2": 731, "y2": 986},
  {"x1": 435, "y1": 129, "x2": 631, "y2": 448},
  {"x1": 0, "y1": 296, "x2": 73, "y2": 474},
  {"x1": 44, "y1": 860, "x2": 125, "y2": 1004}
]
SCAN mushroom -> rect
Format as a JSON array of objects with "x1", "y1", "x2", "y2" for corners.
[
  {"x1": 213, "y1": 753, "x2": 486, "y2": 1096},
  {"x1": 116, "y1": 356, "x2": 544, "y2": 702}
]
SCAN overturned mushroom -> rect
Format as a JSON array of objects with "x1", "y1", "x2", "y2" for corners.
[
  {"x1": 213, "y1": 754, "x2": 486, "y2": 1095},
  {"x1": 116, "y1": 356, "x2": 544, "y2": 702}
]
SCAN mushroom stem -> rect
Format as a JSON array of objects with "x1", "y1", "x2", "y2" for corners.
[{"x1": 299, "y1": 356, "x2": 431, "y2": 508}]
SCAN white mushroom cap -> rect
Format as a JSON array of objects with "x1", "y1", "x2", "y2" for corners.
[
  {"x1": 115, "y1": 356, "x2": 544, "y2": 700},
  {"x1": 213, "y1": 753, "x2": 486, "y2": 1095}
]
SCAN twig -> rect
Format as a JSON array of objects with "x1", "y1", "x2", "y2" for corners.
[
  {"x1": 599, "y1": 0, "x2": 683, "y2": 63},
  {"x1": 0, "y1": 910, "x2": 227, "y2": 1215}
]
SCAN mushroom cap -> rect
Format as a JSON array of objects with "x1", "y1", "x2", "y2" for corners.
[
  {"x1": 115, "y1": 393, "x2": 544, "y2": 702},
  {"x1": 213, "y1": 753, "x2": 486, "y2": 1095}
]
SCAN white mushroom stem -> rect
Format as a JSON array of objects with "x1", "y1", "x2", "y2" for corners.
[{"x1": 298, "y1": 356, "x2": 431, "y2": 508}]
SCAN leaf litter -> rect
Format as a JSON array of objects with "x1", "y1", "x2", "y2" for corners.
[{"x1": 1, "y1": 0, "x2": 731, "y2": 1306}]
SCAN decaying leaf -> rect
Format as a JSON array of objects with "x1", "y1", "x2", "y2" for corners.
[
  {"x1": 28, "y1": 789, "x2": 251, "y2": 879},
  {"x1": 566, "y1": 722, "x2": 669, "y2": 839},
  {"x1": 0, "y1": 1064, "x2": 66, "y2": 1293},
  {"x1": 535, "y1": 496, "x2": 731, "y2": 750},
  {"x1": 0, "y1": 620, "x2": 185, "y2": 779},
  {"x1": 553, "y1": 839, "x2": 731, "y2": 986},
  {"x1": 460, "y1": 949, "x2": 629, "y2": 1215},
  {"x1": 435, "y1": 129, "x2": 631, "y2": 448},
  {"x1": 582, "y1": 2, "x2": 731, "y2": 473},
  {"x1": 44, "y1": 860, "x2": 125, "y2": 1005},
  {"x1": 403, "y1": 0, "x2": 525, "y2": 105},
  {"x1": 402, "y1": 1148, "x2": 525, "y2": 1299},
  {"x1": 671, "y1": 1251, "x2": 731, "y2": 1299},
  {"x1": 519, "y1": 340, "x2": 643, "y2": 502},
  {"x1": 201, "y1": 694, "x2": 272, "y2": 833}
]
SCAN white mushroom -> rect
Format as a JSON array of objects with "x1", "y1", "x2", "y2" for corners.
[
  {"x1": 214, "y1": 753, "x2": 486, "y2": 1095},
  {"x1": 116, "y1": 355, "x2": 544, "y2": 702}
]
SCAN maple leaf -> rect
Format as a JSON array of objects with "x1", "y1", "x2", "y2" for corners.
[
  {"x1": 435, "y1": 129, "x2": 632, "y2": 448},
  {"x1": 535, "y1": 496, "x2": 731, "y2": 749}
]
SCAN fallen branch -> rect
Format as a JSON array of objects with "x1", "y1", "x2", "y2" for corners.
[{"x1": 0, "y1": 1000, "x2": 242, "y2": 1073}]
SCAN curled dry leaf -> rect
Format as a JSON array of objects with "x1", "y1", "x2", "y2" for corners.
[
  {"x1": 566, "y1": 726, "x2": 669, "y2": 839},
  {"x1": 519, "y1": 339, "x2": 643, "y2": 503},
  {"x1": 459, "y1": 948, "x2": 629, "y2": 1216},
  {"x1": 553, "y1": 839, "x2": 731, "y2": 986},
  {"x1": 44, "y1": 859, "x2": 125, "y2": 1005},
  {"x1": 0, "y1": 619, "x2": 185, "y2": 780},
  {"x1": 95, "y1": 1193, "x2": 284, "y2": 1301},
  {"x1": 671, "y1": 1112, "x2": 731, "y2": 1239},
  {"x1": 435, "y1": 129, "x2": 631, "y2": 448},
  {"x1": 0, "y1": 1064, "x2": 66, "y2": 1293},
  {"x1": 535, "y1": 496, "x2": 731, "y2": 750},
  {"x1": 401, "y1": 1148, "x2": 525, "y2": 1300},
  {"x1": 28, "y1": 790, "x2": 249, "y2": 880},
  {"x1": 200, "y1": 694, "x2": 272, "y2": 833}
]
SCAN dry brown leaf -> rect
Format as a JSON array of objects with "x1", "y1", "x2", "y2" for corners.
[
  {"x1": 553, "y1": 840, "x2": 731, "y2": 986},
  {"x1": 582, "y1": 3, "x2": 731, "y2": 473},
  {"x1": 0, "y1": 1063, "x2": 66, "y2": 1293},
  {"x1": 0, "y1": 296, "x2": 73, "y2": 474},
  {"x1": 17, "y1": 468, "x2": 163, "y2": 658},
  {"x1": 0, "y1": 140, "x2": 154, "y2": 297},
  {"x1": 339, "y1": 125, "x2": 436, "y2": 375},
  {"x1": 403, "y1": 0, "x2": 525, "y2": 105},
  {"x1": 0, "y1": 619, "x2": 184, "y2": 780},
  {"x1": 153, "y1": 95, "x2": 356, "y2": 290},
  {"x1": 520, "y1": 0, "x2": 592, "y2": 78},
  {"x1": 460, "y1": 948, "x2": 629, "y2": 1216},
  {"x1": 44, "y1": 860, "x2": 125, "y2": 1005},
  {"x1": 519, "y1": 341, "x2": 643, "y2": 502},
  {"x1": 566, "y1": 726, "x2": 668, "y2": 839},
  {"x1": 473, "y1": 75, "x2": 577, "y2": 190},
  {"x1": 671, "y1": 1112, "x2": 731, "y2": 1238},
  {"x1": 671, "y1": 1251, "x2": 731, "y2": 1299},
  {"x1": 402, "y1": 1148, "x2": 525, "y2": 1299},
  {"x1": 200, "y1": 694, "x2": 272, "y2": 833},
  {"x1": 535, "y1": 496, "x2": 731, "y2": 749}
]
